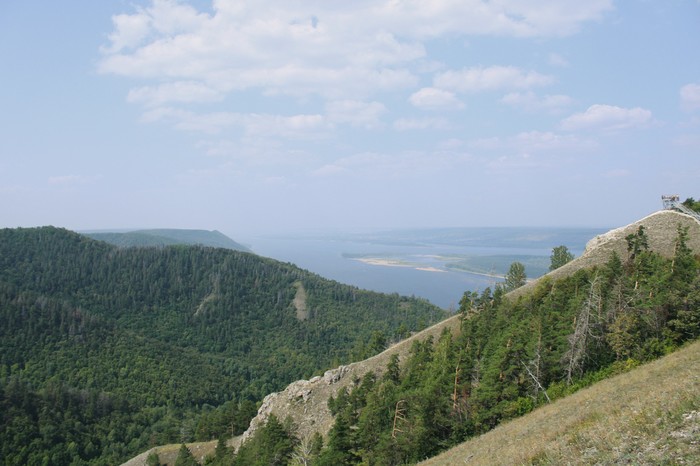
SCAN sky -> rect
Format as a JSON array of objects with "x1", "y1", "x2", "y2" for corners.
[{"x1": 1, "y1": 1, "x2": 699, "y2": 237}]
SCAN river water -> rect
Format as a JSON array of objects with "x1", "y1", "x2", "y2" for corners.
[{"x1": 242, "y1": 227, "x2": 606, "y2": 310}]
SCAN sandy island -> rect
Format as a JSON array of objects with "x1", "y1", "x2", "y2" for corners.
[
  {"x1": 352, "y1": 257, "x2": 511, "y2": 279},
  {"x1": 352, "y1": 258, "x2": 446, "y2": 273}
]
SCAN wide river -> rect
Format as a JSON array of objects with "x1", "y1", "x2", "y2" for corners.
[{"x1": 241, "y1": 227, "x2": 606, "y2": 310}]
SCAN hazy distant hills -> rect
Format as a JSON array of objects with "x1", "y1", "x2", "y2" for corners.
[{"x1": 83, "y1": 228, "x2": 251, "y2": 252}]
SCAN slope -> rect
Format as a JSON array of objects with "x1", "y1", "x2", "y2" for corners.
[
  {"x1": 0, "y1": 226, "x2": 445, "y2": 465},
  {"x1": 420, "y1": 338, "x2": 700, "y2": 465},
  {"x1": 190, "y1": 209, "x2": 699, "y2": 465}
]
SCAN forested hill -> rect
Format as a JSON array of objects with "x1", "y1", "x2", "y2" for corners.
[
  {"x1": 0, "y1": 226, "x2": 445, "y2": 465},
  {"x1": 83, "y1": 228, "x2": 250, "y2": 252}
]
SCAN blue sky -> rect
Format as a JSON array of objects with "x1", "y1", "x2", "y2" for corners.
[{"x1": 1, "y1": 1, "x2": 699, "y2": 237}]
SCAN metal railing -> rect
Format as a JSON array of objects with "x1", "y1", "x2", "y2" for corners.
[{"x1": 662, "y1": 195, "x2": 700, "y2": 222}]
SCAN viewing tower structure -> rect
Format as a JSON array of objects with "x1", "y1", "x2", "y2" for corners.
[{"x1": 662, "y1": 195, "x2": 700, "y2": 223}]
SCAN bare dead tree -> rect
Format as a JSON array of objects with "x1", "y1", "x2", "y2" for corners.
[
  {"x1": 392, "y1": 399, "x2": 407, "y2": 439},
  {"x1": 564, "y1": 274, "x2": 603, "y2": 385},
  {"x1": 522, "y1": 320, "x2": 550, "y2": 403},
  {"x1": 452, "y1": 359, "x2": 461, "y2": 414},
  {"x1": 521, "y1": 360, "x2": 551, "y2": 404},
  {"x1": 290, "y1": 436, "x2": 314, "y2": 466}
]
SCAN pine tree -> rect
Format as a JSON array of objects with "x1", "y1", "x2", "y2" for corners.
[
  {"x1": 504, "y1": 262, "x2": 527, "y2": 291},
  {"x1": 549, "y1": 245, "x2": 574, "y2": 271},
  {"x1": 174, "y1": 445, "x2": 198, "y2": 466}
]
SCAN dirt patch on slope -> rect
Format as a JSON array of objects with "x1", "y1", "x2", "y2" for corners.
[{"x1": 293, "y1": 281, "x2": 309, "y2": 321}]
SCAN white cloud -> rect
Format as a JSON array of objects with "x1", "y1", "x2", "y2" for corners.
[
  {"x1": 141, "y1": 106, "x2": 331, "y2": 138},
  {"x1": 409, "y1": 87, "x2": 464, "y2": 110},
  {"x1": 560, "y1": 104, "x2": 652, "y2": 132},
  {"x1": 364, "y1": 0, "x2": 612, "y2": 38},
  {"x1": 141, "y1": 107, "x2": 240, "y2": 133},
  {"x1": 325, "y1": 100, "x2": 387, "y2": 128},
  {"x1": 434, "y1": 66, "x2": 553, "y2": 93},
  {"x1": 471, "y1": 131, "x2": 596, "y2": 152},
  {"x1": 514, "y1": 131, "x2": 594, "y2": 151},
  {"x1": 101, "y1": 12, "x2": 151, "y2": 53},
  {"x1": 245, "y1": 113, "x2": 330, "y2": 139},
  {"x1": 312, "y1": 149, "x2": 472, "y2": 179},
  {"x1": 680, "y1": 83, "x2": 700, "y2": 111},
  {"x1": 487, "y1": 153, "x2": 544, "y2": 172},
  {"x1": 393, "y1": 117, "x2": 451, "y2": 131},
  {"x1": 128, "y1": 81, "x2": 223, "y2": 106},
  {"x1": 548, "y1": 53, "x2": 569, "y2": 67},
  {"x1": 500, "y1": 91, "x2": 573, "y2": 113},
  {"x1": 100, "y1": 1, "x2": 610, "y2": 101}
]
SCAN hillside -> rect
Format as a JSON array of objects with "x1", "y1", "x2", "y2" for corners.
[
  {"x1": 420, "y1": 338, "x2": 700, "y2": 465},
  {"x1": 0, "y1": 227, "x2": 445, "y2": 465},
  {"x1": 83, "y1": 228, "x2": 250, "y2": 252},
  {"x1": 131, "y1": 209, "x2": 699, "y2": 465},
  {"x1": 509, "y1": 209, "x2": 700, "y2": 300}
]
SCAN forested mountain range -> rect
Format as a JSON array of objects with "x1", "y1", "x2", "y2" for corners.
[
  {"x1": 0, "y1": 227, "x2": 445, "y2": 465},
  {"x1": 83, "y1": 228, "x2": 250, "y2": 252},
  {"x1": 159, "y1": 210, "x2": 699, "y2": 466}
]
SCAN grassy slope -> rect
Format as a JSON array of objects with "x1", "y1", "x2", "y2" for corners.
[{"x1": 420, "y1": 339, "x2": 700, "y2": 466}]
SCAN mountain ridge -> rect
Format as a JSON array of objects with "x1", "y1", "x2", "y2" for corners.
[{"x1": 83, "y1": 228, "x2": 250, "y2": 252}]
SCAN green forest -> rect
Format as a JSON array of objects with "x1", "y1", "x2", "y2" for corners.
[
  {"x1": 221, "y1": 224, "x2": 700, "y2": 465},
  {"x1": 0, "y1": 227, "x2": 445, "y2": 465}
]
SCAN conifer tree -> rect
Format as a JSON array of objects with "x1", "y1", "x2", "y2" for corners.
[
  {"x1": 549, "y1": 245, "x2": 574, "y2": 271},
  {"x1": 174, "y1": 445, "x2": 198, "y2": 466},
  {"x1": 504, "y1": 262, "x2": 526, "y2": 291}
]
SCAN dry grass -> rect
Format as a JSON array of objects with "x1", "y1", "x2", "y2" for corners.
[
  {"x1": 121, "y1": 441, "x2": 217, "y2": 466},
  {"x1": 420, "y1": 340, "x2": 700, "y2": 466}
]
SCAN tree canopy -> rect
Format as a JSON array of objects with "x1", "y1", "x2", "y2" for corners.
[
  {"x1": 503, "y1": 261, "x2": 527, "y2": 291},
  {"x1": 549, "y1": 245, "x2": 574, "y2": 271}
]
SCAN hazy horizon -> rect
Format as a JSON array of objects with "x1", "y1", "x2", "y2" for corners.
[{"x1": 1, "y1": 2, "x2": 698, "y2": 236}]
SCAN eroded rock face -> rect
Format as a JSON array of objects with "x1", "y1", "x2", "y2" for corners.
[
  {"x1": 323, "y1": 365, "x2": 349, "y2": 385},
  {"x1": 234, "y1": 366, "x2": 353, "y2": 447},
  {"x1": 231, "y1": 319, "x2": 462, "y2": 450}
]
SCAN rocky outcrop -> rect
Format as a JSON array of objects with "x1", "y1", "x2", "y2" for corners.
[{"x1": 229, "y1": 317, "x2": 462, "y2": 450}]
